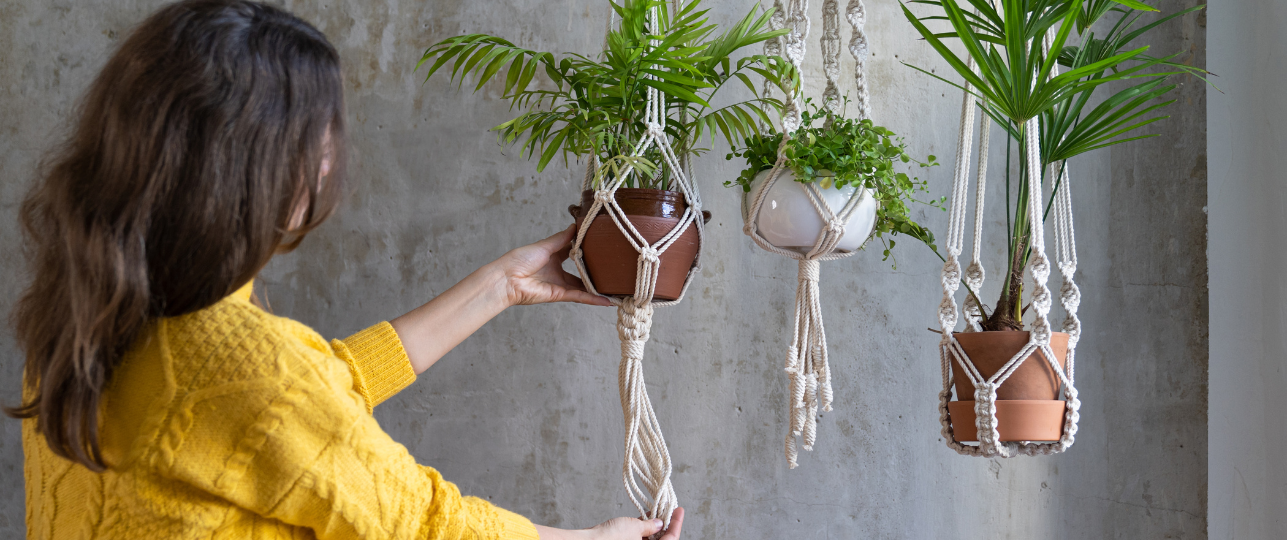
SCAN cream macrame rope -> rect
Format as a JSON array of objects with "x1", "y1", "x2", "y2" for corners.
[
  {"x1": 845, "y1": 0, "x2": 870, "y2": 120},
  {"x1": 935, "y1": 33, "x2": 1081, "y2": 458},
  {"x1": 747, "y1": 0, "x2": 872, "y2": 469},
  {"x1": 567, "y1": 2, "x2": 703, "y2": 529}
]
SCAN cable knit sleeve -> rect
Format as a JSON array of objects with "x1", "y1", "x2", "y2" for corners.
[
  {"x1": 332, "y1": 322, "x2": 417, "y2": 411},
  {"x1": 162, "y1": 345, "x2": 539, "y2": 540}
]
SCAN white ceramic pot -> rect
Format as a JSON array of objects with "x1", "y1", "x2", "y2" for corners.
[{"x1": 742, "y1": 168, "x2": 878, "y2": 254}]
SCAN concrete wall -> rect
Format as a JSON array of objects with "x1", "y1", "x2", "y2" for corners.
[
  {"x1": 1208, "y1": 1, "x2": 1287, "y2": 538},
  {"x1": 0, "y1": 0, "x2": 1209, "y2": 537}
]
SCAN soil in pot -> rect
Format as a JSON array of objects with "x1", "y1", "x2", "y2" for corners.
[
  {"x1": 568, "y1": 189, "x2": 710, "y2": 301},
  {"x1": 948, "y1": 331, "x2": 1070, "y2": 442}
]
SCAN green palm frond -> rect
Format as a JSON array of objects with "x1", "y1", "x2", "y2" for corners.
[
  {"x1": 901, "y1": 0, "x2": 1208, "y2": 328},
  {"x1": 418, "y1": 0, "x2": 795, "y2": 183}
]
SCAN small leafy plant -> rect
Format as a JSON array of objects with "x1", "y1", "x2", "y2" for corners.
[
  {"x1": 417, "y1": 0, "x2": 799, "y2": 190},
  {"x1": 727, "y1": 99, "x2": 942, "y2": 260}
]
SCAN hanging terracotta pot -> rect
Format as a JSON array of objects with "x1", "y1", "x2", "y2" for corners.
[
  {"x1": 568, "y1": 189, "x2": 710, "y2": 301},
  {"x1": 741, "y1": 169, "x2": 878, "y2": 254},
  {"x1": 947, "y1": 331, "x2": 1070, "y2": 442}
]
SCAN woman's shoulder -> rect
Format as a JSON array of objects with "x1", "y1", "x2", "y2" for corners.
[
  {"x1": 161, "y1": 293, "x2": 338, "y2": 389},
  {"x1": 101, "y1": 294, "x2": 367, "y2": 490}
]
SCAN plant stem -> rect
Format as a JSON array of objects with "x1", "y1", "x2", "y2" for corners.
[
  {"x1": 983, "y1": 119, "x2": 1032, "y2": 332},
  {"x1": 1043, "y1": 159, "x2": 1067, "y2": 222},
  {"x1": 1004, "y1": 132, "x2": 1012, "y2": 265}
]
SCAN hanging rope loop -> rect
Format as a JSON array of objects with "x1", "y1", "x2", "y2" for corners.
[
  {"x1": 936, "y1": 30, "x2": 1082, "y2": 458},
  {"x1": 566, "y1": 1, "x2": 711, "y2": 527},
  {"x1": 744, "y1": 0, "x2": 880, "y2": 468}
]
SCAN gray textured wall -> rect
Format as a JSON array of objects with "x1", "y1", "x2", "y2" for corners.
[
  {"x1": 1208, "y1": 0, "x2": 1287, "y2": 537},
  {"x1": 0, "y1": 0, "x2": 1208, "y2": 538}
]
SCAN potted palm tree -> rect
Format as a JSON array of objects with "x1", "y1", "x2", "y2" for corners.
[
  {"x1": 902, "y1": 0, "x2": 1208, "y2": 443},
  {"x1": 418, "y1": 0, "x2": 797, "y2": 300}
]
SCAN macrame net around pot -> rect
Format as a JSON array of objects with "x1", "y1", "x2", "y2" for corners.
[
  {"x1": 934, "y1": 36, "x2": 1083, "y2": 458},
  {"x1": 743, "y1": 0, "x2": 876, "y2": 469},
  {"x1": 564, "y1": 4, "x2": 704, "y2": 528}
]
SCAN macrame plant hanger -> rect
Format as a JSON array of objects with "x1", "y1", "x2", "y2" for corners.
[
  {"x1": 567, "y1": 1, "x2": 703, "y2": 528},
  {"x1": 935, "y1": 30, "x2": 1083, "y2": 457},
  {"x1": 745, "y1": 0, "x2": 873, "y2": 469}
]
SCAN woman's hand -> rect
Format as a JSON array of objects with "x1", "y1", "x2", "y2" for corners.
[
  {"x1": 534, "y1": 507, "x2": 685, "y2": 540},
  {"x1": 390, "y1": 227, "x2": 609, "y2": 374},
  {"x1": 494, "y1": 226, "x2": 611, "y2": 307}
]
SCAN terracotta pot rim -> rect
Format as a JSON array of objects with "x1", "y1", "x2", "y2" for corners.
[
  {"x1": 569, "y1": 189, "x2": 712, "y2": 223},
  {"x1": 580, "y1": 187, "x2": 689, "y2": 196}
]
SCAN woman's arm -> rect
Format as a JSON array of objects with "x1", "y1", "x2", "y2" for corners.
[
  {"x1": 165, "y1": 339, "x2": 685, "y2": 540},
  {"x1": 390, "y1": 227, "x2": 610, "y2": 374}
]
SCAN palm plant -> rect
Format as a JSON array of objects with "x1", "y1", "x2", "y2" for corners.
[
  {"x1": 902, "y1": 0, "x2": 1206, "y2": 331},
  {"x1": 417, "y1": 0, "x2": 799, "y2": 189}
]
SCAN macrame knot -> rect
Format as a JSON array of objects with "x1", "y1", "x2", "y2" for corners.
[
  {"x1": 646, "y1": 121, "x2": 665, "y2": 138},
  {"x1": 782, "y1": 107, "x2": 802, "y2": 134},
  {"x1": 595, "y1": 191, "x2": 614, "y2": 206},
  {"x1": 941, "y1": 259, "x2": 961, "y2": 285},
  {"x1": 1060, "y1": 280, "x2": 1081, "y2": 310},
  {"x1": 785, "y1": 41, "x2": 805, "y2": 68},
  {"x1": 798, "y1": 259, "x2": 821, "y2": 283},
  {"x1": 938, "y1": 297, "x2": 958, "y2": 325},
  {"x1": 973, "y1": 382, "x2": 997, "y2": 404},
  {"x1": 616, "y1": 299, "x2": 654, "y2": 343},
  {"x1": 825, "y1": 218, "x2": 846, "y2": 236},
  {"x1": 638, "y1": 246, "x2": 661, "y2": 264},
  {"x1": 1059, "y1": 261, "x2": 1077, "y2": 277},
  {"x1": 1030, "y1": 252, "x2": 1051, "y2": 280},
  {"x1": 1031, "y1": 324, "x2": 1051, "y2": 346},
  {"x1": 965, "y1": 261, "x2": 985, "y2": 285}
]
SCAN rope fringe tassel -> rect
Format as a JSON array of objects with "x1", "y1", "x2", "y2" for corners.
[{"x1": 746, "y1": 0, "x2": 873, "y2": 468}]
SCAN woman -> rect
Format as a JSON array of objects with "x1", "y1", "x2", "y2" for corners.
[{"x1": 8, "y1": 1, "x2": 685, "y2": 538}]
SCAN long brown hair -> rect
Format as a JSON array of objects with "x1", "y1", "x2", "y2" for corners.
[{"x1": 6, "y1": 0, "x2": 347, "y2": 471}]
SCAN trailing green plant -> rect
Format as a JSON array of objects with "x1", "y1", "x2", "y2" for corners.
[
  {"x1": 726, "y1": 99, "x2": 942, "y2": 261},
  {"x1": 902, "y1": 0, "x2": 1208, "y2": 331},
  {"x1": 417, "y1": 0, "x2": 799, "y2": 190}
]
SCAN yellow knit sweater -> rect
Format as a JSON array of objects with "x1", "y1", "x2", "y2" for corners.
[{"x1": 22, "y1": 281, "x2": 540, "y2": 540}]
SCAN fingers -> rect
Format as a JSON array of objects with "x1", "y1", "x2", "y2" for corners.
[
  {"x1": 557, "y1": 268, "x2": 587, "y2": 290},
  {"x1": 562, "y1": 288, "x2": 612, "y2": 307},
  {"x1": 554, "y1": 261, "x2": 612, "y2": 307},
  {"x1": 635, "y1": 517, "x2": 664, "y2": 538},
  {"x1": 592, "y1": 516, "x2": 662, "y2": 539},
  {"x1": 553, "y1": 243, "x2": 573, "y2": 262},
  {"x1": 658, "y1": 508, "x2": 684, "y2": 540}
]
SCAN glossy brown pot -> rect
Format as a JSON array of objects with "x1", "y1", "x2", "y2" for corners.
[
  {"x1": 948, "y1": 331, "x2": 1069, "y2": 442},
  {"x1": 568, "y1": 189, "x2": 711, "y2": 301}
]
